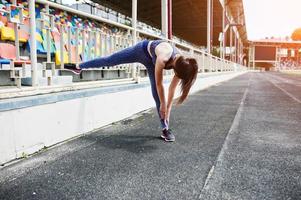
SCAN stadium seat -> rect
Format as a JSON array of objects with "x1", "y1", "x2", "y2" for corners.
[
  {"x1": 55, "y1": 51, "x2": 69, "y2": 65},
  {"x1": 36, "y1": 41, "x2": 47, "y2": 54},
  {"x1": 0, "y1": 14, "x2": 7, "y2": 25},
  {"x1": 0, "y1": 59, "x2": 10, "y2": 64},
  {"x1": 1, "y1": 23, "x2": 29, "y2": 42},
  {"x1": 42, "y1": 29, "x2": 56, "y2": 54},
  {"x1": 0, "y1": 43, "x2": 31, "y2": 64},
  {"x1": 51, "y1": 29, "x2": 60, "y2": 42},
  {"x1": 68, "y1": 45, "x2": 81, "y2": 63},
  {"x1": 0, "y1": 59, "x2": 10, "y2": 68},
  {"x1": 0, "y1": 26, "x2": 14, "y2": 41},
  {"x1": 26, "y1": 40, "x2": 47, "y2": 54},
  {"x1": 26, "y1": 29, "x2": 48, "y2": 54},
  {"x1": 35, "y1": 30, "x2": 43, "y2": 43}
]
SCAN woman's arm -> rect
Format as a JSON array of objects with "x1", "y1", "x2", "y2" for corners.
[
  {"x1": 155, "y1": 58, "x2": 167, "y2": 119},
  {"x1": 154, "y1": 42, "x2": 173, "y2": 120},
  {"x1": 166, "y1": 75, "x2": 180, "y2": 121}
]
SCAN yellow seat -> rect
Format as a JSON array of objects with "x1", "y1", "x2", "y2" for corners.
[
  {"x1": 35, "y1": 32, "x2": 43, "y2": 43},
  {"x1": 0, "y1": 25, "x2": 29, "y2": 42},
  {"x1": 55, "y1": 51, "x2": 69, "y2": 65},
  {"x1": 1, "y1": 26, "x2": 15, "y2": 41}
]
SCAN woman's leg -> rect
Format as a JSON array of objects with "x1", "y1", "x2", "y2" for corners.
[
  {"x1": 146, "y1": 65, "x2": 169, "y2": 130},
  {"x1": 79, "y1": 41, "x2": 149, "y2": 69}
]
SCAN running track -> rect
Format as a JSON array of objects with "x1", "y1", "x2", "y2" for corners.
[{"x1": 1, "y1": 72, "x2": 301, "y2": 200}]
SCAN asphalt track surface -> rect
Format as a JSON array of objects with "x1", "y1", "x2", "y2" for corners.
[{"x1": 0, "y1": 72, "x2": 301, "y2": 200}]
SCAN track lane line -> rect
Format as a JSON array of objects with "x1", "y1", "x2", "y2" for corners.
[
  {"x1": 198, "y1": 73, "x2": 251, "y2": 198},
  {"x1": 262, "y1": 73, "x2": 301, "y2": 104}
]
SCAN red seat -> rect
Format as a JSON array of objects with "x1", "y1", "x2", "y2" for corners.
[
  {"x1": 0, "y1": 43, "x2": 31, "y2": 64},
  {"x1": 0, "y1": 43, "x2": 16, "y2": 60}
]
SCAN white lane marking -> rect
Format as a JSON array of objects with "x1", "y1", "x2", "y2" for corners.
[
  {"x1": 263, "y1": 73, "x2": 301, "y2": 104},
  {"x1": 199, "y1": 73, "x2": 251, "y2": 198}
]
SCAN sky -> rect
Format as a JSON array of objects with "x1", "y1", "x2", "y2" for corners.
[{"x1": 243, "y1": 0, "x2": 301, "y2": 40}]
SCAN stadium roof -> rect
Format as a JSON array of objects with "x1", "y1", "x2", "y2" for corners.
[
  {"x1": 91, "y1": 0, "x2": 247, "y2": 47},
  {"x1": 250, "y1": 39, "x2": 301, "y2": 48}
]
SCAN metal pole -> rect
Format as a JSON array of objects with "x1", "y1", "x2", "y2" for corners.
[
  {"x1": 237, "y1": 39, "x2": 240, "y2": 64},
  {"x1": 161, "y1": 0, "x2": 168, "y2": 38},
  {"x1": 104, "y1": 34, "x2": 108, "y2": 56},
  {"x1": 75, "y1": 28, "x2": 79, "y2": 64},
  {"x1": 82, "y1": 29, "x2": 86, "y2": 61},
  {"x1": 241, "y1": 41, "x2": 243, "y2": 65},
  {"x1": 29, "y1": 0, "x2": 38, "y2": 86},
  {"x1": 167, "y1": 0, "x2": 172, "y2": 39},
  {"x1": 207, "y1": 0, "x2": 211, "y2": 54},
  {"x1": 12, "y1": 0, "x2": 20, "y2": 60},
  {"x1": 45, "y1": 4, "x2": 51, "y2": 63},
  {"x1": 67, "y1": 26, "x2": 71, "y2": 63},
  {"x1": 248, "y1": 46, "x2": 251, "y2": 69},
  {"x1": 88, "y1": 30, "x2": 92, "y2": 60},
  {"x1": 230, "y1": 26, "x2": 233, "y2": 62},
  {"x1": 239, "y1": 40, "x2": 242, "y2": 65},
  {"x1": 202, "y1": 53, "x2": 205, "y2": 73},
  {"x1": 60, "y1": 25, "x2": 64, "y2": 69},
  {"x1": 132, "y1": 0, "x2": 138, "y2": 80},
  {"x1": 253, "y1": 45, "x2": 255, "y2": 70},
  {"x1": 94, "y1": 30, "x2": 97, "y2": 58},
  {"x1": 132, "y1": 0, "x2": 137, "y2": 44},
  {"x1": 234, "y1": 32, "x2": 237, "y2": 63},
  {"x1": 222, "y1": 1, "x2": 225, "y2": 60},
  {"x1": 100, "y1": 33, "x2": 104, "y2": 57}
]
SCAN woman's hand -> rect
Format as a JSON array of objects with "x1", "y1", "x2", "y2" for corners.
[
  {"x1": 165, "y1": 107, "x2": 171, "y2": 123},
  {"x1": 160, "y1": 103, "x2": 167, "y2": 120}
]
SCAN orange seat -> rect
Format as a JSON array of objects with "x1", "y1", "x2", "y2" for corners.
[
  {"x1": 0, "y1": 15, "x2": 7, "y2": 25},
  {"x1": 0, "y1": 43, "x2": 16, "y2": 60},
  {"x1": 70, "y1": 46, "x2": 81, "y2": 63},
  {"x1": 51, "y1": 30, "x2": 60, "y2": 42}
]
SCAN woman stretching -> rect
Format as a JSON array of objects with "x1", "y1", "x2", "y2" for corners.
[{"x1": 67, "y1": 40, "x2": 198, "y2": 142}]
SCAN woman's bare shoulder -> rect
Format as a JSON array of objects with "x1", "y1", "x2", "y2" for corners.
[{"x1": 155, "y1": 42, "x2": 173, "y2": 61}]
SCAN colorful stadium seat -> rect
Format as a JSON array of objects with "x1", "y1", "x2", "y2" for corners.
[
  {"x1": 0, "y1": 26, "x2": 15, "y2": 41},
  {"x1": 26, "y1": 40, "x2": 47, "y2": 54},
  {"x1": 0, "y1": 22, "x2": 29, "y2": 42},
  {"x1": 0, "y1": 14, "x2": 7, "y2": 25},
  {"x1": 42, "y1": 29, "x2": 56, "y2": 54},
  {"x1": 64, "y1": 45, "x2": 81, "y2": 64},
  {"x1": 0, "y1": 43, "x2": 30, "y2": 64},
  {"x1": 0, "y1": 59, "x2": 10, "y2": 68},
  {"x1": 35, "y1": 30, "x2": 43, "y2": 43},
  {"x1": 55, "y1": 51, "x2": 69, "y2": 66}
]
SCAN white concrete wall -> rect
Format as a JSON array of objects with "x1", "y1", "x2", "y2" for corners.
[{"x1": 0, "y1": 72, "x2": 246, "y2": 165}]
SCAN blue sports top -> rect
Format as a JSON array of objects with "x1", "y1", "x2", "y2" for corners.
[{"x1": 149, "y1": 40, "x2": 179, "y2": 69}]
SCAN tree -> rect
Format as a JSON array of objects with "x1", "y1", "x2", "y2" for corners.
[{"x1": 291, "y1": 28, "x2": 301, "y2": 41}]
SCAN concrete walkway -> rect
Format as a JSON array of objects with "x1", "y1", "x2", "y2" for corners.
[{"x1": 1, "y1": 72, "x2": 301, "y2": 200}]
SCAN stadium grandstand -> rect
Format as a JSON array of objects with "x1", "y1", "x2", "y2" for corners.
[{"x1": 0, "y1": 0, "x2": 247, "y2": 89}]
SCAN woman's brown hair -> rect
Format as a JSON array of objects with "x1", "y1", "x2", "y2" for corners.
[{"x1": 174, "y1": 56, "x2": 198, "y2": 104}]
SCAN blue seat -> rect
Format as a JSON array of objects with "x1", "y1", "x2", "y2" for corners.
[
  {"x1": 0, "y1": 59, "x2": 10, "y2": 68},
  {"x1": 26, "y1": 41, "x2": 47, "y2": 54},
  {"x1": 0, "y1": 59, "x2": 10, "y2": 64}
]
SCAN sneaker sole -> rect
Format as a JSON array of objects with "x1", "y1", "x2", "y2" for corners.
[{"x1": 160, "y1": 135, "x2": 175, "y2": 142}]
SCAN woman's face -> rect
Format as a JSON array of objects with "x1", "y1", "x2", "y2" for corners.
[{"x1": 171, "y1": 54, "x2": 181, "y2": 68}]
